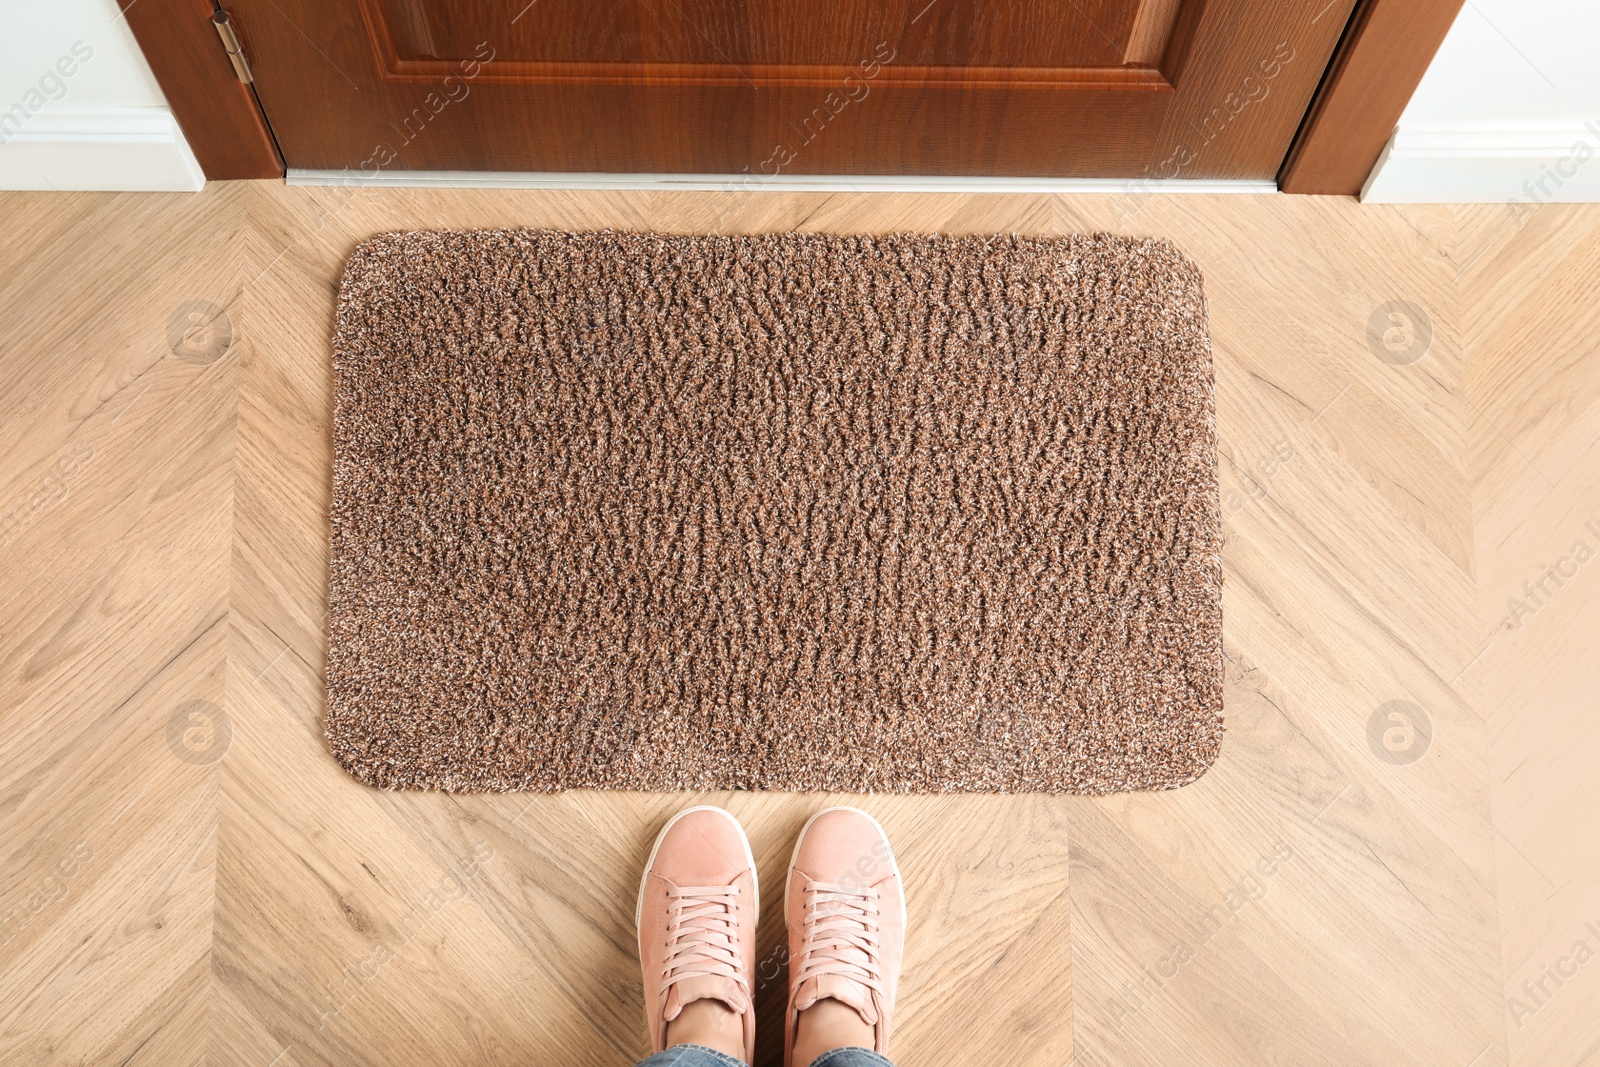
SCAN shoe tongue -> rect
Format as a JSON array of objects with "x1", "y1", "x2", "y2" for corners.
[
  {"x1": 792, "y1": 974, "x2": 880, "y2": 1026},
  {"x1": 663, "y1": 975, "x2": 750, "y2": 1020}
]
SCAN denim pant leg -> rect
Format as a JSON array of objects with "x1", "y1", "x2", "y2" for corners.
[
  {"x1": 633, "y1": 1044, "x2": 750, "y2": 1067},
  {"x1": 806, "y1": 1049, "x2": 896, "y2": 1067},
  {"x1": 633, "y1": 1045, "x2": 894, "y2": 1067}
]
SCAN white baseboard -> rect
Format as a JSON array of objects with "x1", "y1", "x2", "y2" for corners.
[
  {"x1": 1362, "y1": 122, "x2": 1600, "y2": 204},
  {"x1": 287, "y1": 168, "x2": 1278, "y2": 194},
  {"x1": 0, "y1": 106, "x2": 205, "y2": 192}
]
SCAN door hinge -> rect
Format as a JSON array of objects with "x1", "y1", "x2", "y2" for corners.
[{"x1": 211, "y1": 10, "x2": 254, "y2": 84}]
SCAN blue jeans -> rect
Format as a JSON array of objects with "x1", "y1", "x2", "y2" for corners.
[{"x1": 635, "y1": 1045, "x2": 894, "y2": 1067}]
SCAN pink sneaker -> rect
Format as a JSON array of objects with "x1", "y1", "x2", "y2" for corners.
[
  {"x1": 784, "y1": 807, "x2": 907, "y2": 1067},
  {"x1": 637, "y1": 806, "x2": 759, "y2": 1063}
]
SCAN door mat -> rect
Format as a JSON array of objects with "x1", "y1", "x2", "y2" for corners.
[{"x1": 327, "y1": 230, "x2": 1223, "y2": 794}]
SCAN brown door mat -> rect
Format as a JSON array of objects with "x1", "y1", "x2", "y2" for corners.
[{"x1": 326, "y1": 230, "x2": 1223, "y2": 794}]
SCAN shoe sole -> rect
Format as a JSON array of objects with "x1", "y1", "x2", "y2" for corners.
[
  {"x1": 783, "y1": 805, "x2": 907, "y2": 937},
  {"x1": 635, "y1": 804, "x2": 759, "y2": 960}
]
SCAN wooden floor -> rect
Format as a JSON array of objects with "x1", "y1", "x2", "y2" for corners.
[{"x1": 1, "y1": 183, "x2": 1596, "y2": 1067}]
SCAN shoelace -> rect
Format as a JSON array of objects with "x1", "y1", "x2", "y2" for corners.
[
  {"x1": 662, "y1": 884, "x2": 748, "y2": 993},
  {"x1": 792, "y1": 881, "x2": 883, "y2": 993}
]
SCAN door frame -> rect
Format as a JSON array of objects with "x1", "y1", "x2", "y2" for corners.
[
  {"x1": 128, "y1": 0, "x2": 1460, "y2": 191},
  {"x1": 120, "y1": 0, "x2": 282, "y2": 179},
  {"x1": 1277, "y1": 0, "x2": 1465, "y2": 193}
]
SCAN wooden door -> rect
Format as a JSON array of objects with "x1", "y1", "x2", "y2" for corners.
[{"x1": 229, "y1": 0, "x2": 1358, "y2": 178}]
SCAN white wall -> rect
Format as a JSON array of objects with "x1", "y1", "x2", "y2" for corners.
[
  {"x1": 1363, "y1": 0, "x2": 1600, "y2": 204},
  {"x1": 0, "y1": 0, "x2": 205, "y2": 190}
]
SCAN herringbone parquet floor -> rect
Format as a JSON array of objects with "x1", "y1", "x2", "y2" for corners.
[{"x1": 1, "y1": 183, "x2": 1596, "y2": 1066}]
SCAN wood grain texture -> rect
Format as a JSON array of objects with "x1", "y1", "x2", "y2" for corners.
[
  {"x1": 117, "y1": 0, "x2": 284, "y2": 180},
  {"x1": 375, "y1": 0, "x2": 1142, "y2": 66},
  {"x1": 224, "y1": 0, "x2": 1353, "y2": 178},
  {"x1": 3, "y1": 184, "x2": 1596, "y2": 1067},
  {"x1": 1457, "y1": 201, "x2": 1600, "y2": 1067},
  {"x1": 1278, "y1": 0, "x2": 1468, "y2": 194}
]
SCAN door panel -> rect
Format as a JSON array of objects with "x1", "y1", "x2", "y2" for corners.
[
  {"x1": 235, "y1": 0, "x2": 1356, "y2": 177},
  {"x1": 377, "y1": 0, "x2": 1151, "y2": 67}
]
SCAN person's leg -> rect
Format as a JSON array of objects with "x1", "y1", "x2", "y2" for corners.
[
  {"x1": 632, "y1": 1043, "x2": 752, "y2": 1067},
  {"x1": 636, "y1": 806, "x2": 760, "y2": 1065},
  {"x1": 784, "y1": 808, "x2": 907, "y2": 1067},
  {"x1": 793, "y1": 999, "x2": 883, "y2": 1064}
]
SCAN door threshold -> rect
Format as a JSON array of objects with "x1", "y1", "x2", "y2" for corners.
[{"x1": 286, "y1": 169, "x2": 1278, "y2": 194}]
